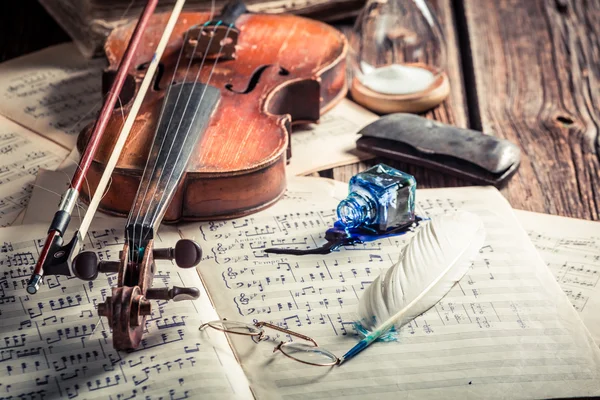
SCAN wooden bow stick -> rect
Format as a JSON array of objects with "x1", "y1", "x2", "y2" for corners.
[{"x1": 26, "y1": 0, "x2": 187, "y2": 294}]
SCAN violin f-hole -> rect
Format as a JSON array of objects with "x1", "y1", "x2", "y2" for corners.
[
  {"x1": 102, "y1": 71, "x2": 137, "y2": 108},
  {"x1": 225, "y1": 65, "x2": 289, "y2": 94},
  {"x1": 103, "y1": 62, "x2": 166, "y2": 108},
  {"x1": 136, "y1": 61, "x2": 166, "y2": 91}
]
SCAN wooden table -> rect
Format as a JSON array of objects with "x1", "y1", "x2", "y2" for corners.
[{"x1": 3, "y1": 0, "x2": 599, "y2": 220}]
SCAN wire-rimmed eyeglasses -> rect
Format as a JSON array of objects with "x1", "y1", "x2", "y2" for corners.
[{"x1": 199, "y1": 319, "x2": 340, "y2": 366}]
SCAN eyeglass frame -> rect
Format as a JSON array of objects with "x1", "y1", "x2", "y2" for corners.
[{"x1": 199, "y1": 318, "x2": 340, "y2": 366}]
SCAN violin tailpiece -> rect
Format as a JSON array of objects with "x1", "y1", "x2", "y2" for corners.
[{"x1": 185, "y1": 25, "x2": 240, "y2": 61}]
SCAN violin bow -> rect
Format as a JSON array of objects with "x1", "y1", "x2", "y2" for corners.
[{"x1": 27, "y1": 0, "x2": 188, "y2": 295}]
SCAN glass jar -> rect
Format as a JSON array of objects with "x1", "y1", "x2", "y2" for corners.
[{"x1": 348, "y1": 0, "x2": 449, "y2": 113}]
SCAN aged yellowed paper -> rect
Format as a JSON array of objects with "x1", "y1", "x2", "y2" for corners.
[
  {"x1": 516, "y1": 210, "x2": 600, "y2": 345},
  {"x1": 0, "y1": 116, "x2": 68, "y2": 227},
  {"x1": 180, "y1": 182, "x2": 600, "y2": 400},
  {"x1": 0, "y1": 220, "x2": 252, "y2": 399}
]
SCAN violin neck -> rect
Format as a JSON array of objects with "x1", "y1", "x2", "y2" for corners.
[{"x1": 125, "y1": 82, "x2": 221, "y2": 253}]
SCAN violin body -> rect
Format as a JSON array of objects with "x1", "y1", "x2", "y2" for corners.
[{"x1": 78, "y1": 11, "x2": 347, "y2": 221}]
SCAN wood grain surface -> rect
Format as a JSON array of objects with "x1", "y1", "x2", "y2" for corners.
[
  {"x1": 1, "y1": 0, "x2": 598, "y2": 220},
  {"x1": 458, "y1": 0, "x2": 600, "y2": 220},
  {"x1": 332, "y1": 0, "x2": 599, "y2": 220}
]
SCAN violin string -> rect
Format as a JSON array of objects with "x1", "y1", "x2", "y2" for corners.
[
  {"x1": 30, "y1": 184, "x2": 88, "y2": 216},
  {"x1": 101, "y1": 176, "x2": 113, "y2": 202},
  {"x1": 126, "y1": 27, "x2": 199, "y2": 250},
  {"x1": 28, "y1": 149, "x2": 92, "y2": 225},
  {"x1": 65, "y1": 152, "x2": 93, "y2": 211},
  {"x1": 30, "y1": 88, "x2": 126, "y2": 231},
  {"x1": 115, "y1": 0, "x2": 170, "y2": 247},
  {"x1": 38, "y1": 93, "x2": 124, "y2": 228},
  {"x1": 40, "y1": 1, "x2": 137, "y2": 216},
  {"x1": 127, "y1": 26, "x2": 204, "y2": 250},
  {"x1": 141, "y1": 25, "x2": 233, "y2": 247},
  {"x1": 128, "y1": 23, "x2": 209, "y2": 253},
  {"x1": 121, "y1": 0, "x2": 136, "y2": 21},
  {"x1": 44, "y1": 97, "x2": 109, "y2": 211},
  {"x1": 75, "y1": 0, "x2": 188, "y2": 266},
  {"x1": 136, "y1": 23, "x2": 227, "y2": 253},
  {"x1": 58, "y1": 169, "x2": 90, "y2": 220}
]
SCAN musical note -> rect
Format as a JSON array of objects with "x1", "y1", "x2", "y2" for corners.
[
  {"x1": 0, "y1": 44, "x2": 105, "y2": 148},
  {"x1": 0, "y1": 220, "x2": 251, "y2": 398},
  {"x1": 0, "y1": 116, "x2": 68, "y2": 227},
  {"x1": 517, "y1": 210, "x2": 600, "y2": 344},
  {"x1": 181, "y1": 184, "x2": 600, "y2": 399}
]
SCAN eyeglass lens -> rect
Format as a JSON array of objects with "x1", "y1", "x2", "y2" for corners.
[
  {"x1": 202, "y1": 320, "x2": 339, "y2": 366},
  {"x1": 205, "y1": 320, "x2": 262, "y2": 336},
  {"x1": 279, "y1": 342, "x2": 339, "y2": 366}
]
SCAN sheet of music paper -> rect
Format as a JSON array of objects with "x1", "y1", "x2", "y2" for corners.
[
  {"x1": 0, "y1": 221, "x2": 251, "y2": 399},
  {"x1": 516, "y1": 210, "x2": 600, "y2": 345},
  {"x1": 180, "y1": 182, "x2": 600, "y2": 400},
  {"x1": 0, "y1": 116, "x2": 68, "y2": 227}
]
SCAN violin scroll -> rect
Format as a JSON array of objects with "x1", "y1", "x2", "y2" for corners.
[{"x1": 73, "y1": 238, "x2": 202, "y2": 350}]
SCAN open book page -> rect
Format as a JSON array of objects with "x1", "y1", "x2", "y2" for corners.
[
  {"x1": 288, "y1": 99, "x2": 376, "y2": 176},
  {"x1": 180, "y1": 179, "x2": 600, "y2": 400},
  {"x1": 0, "y1": 43, "x2": 104, "y2": 148},
  {"x1": 0, "y1": 220, "x2": 251, "y2": 399},
  {"x1": 515, "y1": 210, "x2": 600, "y2": 345},
  {"x1": 0, "y1": 116, "x2": 68, "y2": 227}
]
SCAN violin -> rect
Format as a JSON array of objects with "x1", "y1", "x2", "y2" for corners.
[
  {"x1": 80, "y1": 2, "x2": 347, "y2": 222},
  {"x1": 27, "y1": 0, "x2": 347, "y2": 350}
]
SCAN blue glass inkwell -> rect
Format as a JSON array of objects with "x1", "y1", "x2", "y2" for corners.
[
  {"x1": 265, "y1": 164, "x2": 420, "y2": 255},
  {"x1": 338, "y1": 164, "x2": 416, "y2": 231}
]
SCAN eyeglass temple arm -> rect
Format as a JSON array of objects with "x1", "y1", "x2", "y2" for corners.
[{"x1": 255, "y1": 322, "x2": 318, "y2": 347}]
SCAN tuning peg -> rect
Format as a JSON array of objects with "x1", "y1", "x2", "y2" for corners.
[
  {"x1": 153, "y1": 239, "x2": 202, "y2": 269},
  {"x1": 146, "y1": 286, "x2": 200, "y2": 302},
  {"x1": 73, "y1": 252, "x2": 120, "y2": 281},
  {"x1": 73, "y1": 252, "x2": 98, "y2": 281}
]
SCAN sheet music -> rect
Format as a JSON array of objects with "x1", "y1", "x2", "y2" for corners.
[
  {"x1": 0, "y1": 43, "x2": 104, "y2": 148},
  {"x1": 288, "y1": 99, "x2": 377, "y2": 176},
  {"x1": 516, "y1": 210, "x2": 600, "y2": 345},
  {"x1": 0, "y1": 116, "x2": 68, "y2": 227},
  {"x1": 180, "y1": 180, "x2": 600, "y2": 400},
  {"x1": 0, "y1": 220, "x2": 252, "y2": 399}
]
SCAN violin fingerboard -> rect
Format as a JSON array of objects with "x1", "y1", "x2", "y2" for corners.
[{"x1": 126, "y1": 82, "x2": 221, "y2": 244}]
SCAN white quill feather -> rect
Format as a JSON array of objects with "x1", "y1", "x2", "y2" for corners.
[
  {"x1": 340, "y1": 211, "x2": 485, "y2": 363},
  {"x1": 359, "y1": 210, "x2": 485, "y2": 332}
]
